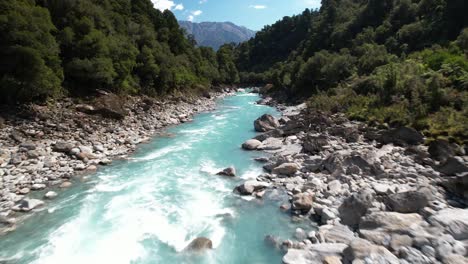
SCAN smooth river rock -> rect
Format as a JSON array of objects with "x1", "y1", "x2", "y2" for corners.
[
  {"x1": 242, "y1": 139, "x2": 262, "y2": 150},
  {"x1": 185, "y1": 237, "x2": 213, "y2": 252}
]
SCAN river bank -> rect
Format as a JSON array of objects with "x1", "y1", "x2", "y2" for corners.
[
  {"x1": 238, "y1": 97, "x2": 468, "y2": 263},
  {"x1": 0, "y1": 89, "x2": 234, "y2": 235}
]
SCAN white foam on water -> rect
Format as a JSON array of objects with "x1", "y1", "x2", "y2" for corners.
[
  {"x1": 135, "y1": 143, "x2": 191, "y2": 161},
  {"x1": 199, "y1": 160, "x2": 220, "y2": 175},
  {"x1": 240, "y1": 166, "x2": 263, "y2": 180},
  {"x1": 236, "y1": 93, "x2": 258, "y2": 97}
]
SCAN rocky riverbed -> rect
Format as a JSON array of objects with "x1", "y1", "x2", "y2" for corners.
[
  {"x1": 0, "y1": 90, "x2": 232, "y2": 235},
  {"x1": 238, "y1": 98, "x2": 468, "y2": 263}
]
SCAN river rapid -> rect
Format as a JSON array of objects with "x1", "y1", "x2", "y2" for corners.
[{"x1": 0, "y1": 91, "x2": 305, "y2": 264}]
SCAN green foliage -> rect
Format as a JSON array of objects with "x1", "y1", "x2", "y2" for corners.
[
  {"x1": 0, "y1": 0, "x2": 63, "y2": 103},
  {"x1": 0, "y1": 0, "x2": 236, "y2": 103}
]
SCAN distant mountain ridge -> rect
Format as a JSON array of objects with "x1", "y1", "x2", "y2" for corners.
[{"x1": 179, "y1": 21, "x2": 256, "y2": 50}]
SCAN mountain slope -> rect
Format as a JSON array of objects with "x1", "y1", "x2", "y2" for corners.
[{"x1": 179, "y1": 21, "x2": 256, "y2": 50}]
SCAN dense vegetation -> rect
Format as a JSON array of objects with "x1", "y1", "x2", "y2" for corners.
[
  {"x1": 235, "y1": 0, "x2": 468, "y2": 143},
  {"x1": 0, "y1": 0, "x2": 239, "y2": 104}
]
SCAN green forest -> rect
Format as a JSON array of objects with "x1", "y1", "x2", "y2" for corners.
[
  {"x1": 0, "y1": 0, "x2": 467, "y2": 142},
  {"x1": 0, "y1": 0, "x2": 239, "y2": 103},
  {"x1": 236, "y1": 0, "x2": 467, "y2": 143}
]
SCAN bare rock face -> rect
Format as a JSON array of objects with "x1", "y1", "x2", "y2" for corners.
[
  {"x1": 254, "y1": 114, "x2": 280, "y2": 132},
  {"x1": 185, "y1": 237, "x2": 213, "y2": 252},
  {"x1": 216, "y1": 167, "x2": 236, "y2": 177}
]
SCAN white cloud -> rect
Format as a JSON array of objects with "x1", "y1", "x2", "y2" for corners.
[
  {"x1": 192, "y1": 10, "x2": 203, "y2": 16},
  {"x1": 187, "y1": 10, "x2": 203, "y2": 22},
  {"x1": 199, "y1": 0, "x2": 208, "y2": 4},
  {"x1": 250, "y1": 5, "x2": 267, "y2": 9},
  {"x1": 151, "y1": 0, "x2": 184, "y2": 11}
]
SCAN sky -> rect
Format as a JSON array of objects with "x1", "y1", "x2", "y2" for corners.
[{"x1": 150, "y1": 0, "x2": 322, "y2": 30}]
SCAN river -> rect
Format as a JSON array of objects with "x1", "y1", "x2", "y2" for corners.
[{"x1": 0, "y1": 91, "x2": 304, "y2": 264}]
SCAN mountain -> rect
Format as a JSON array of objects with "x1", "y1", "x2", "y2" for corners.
[{"x1": 179, "y1": 21, "x2": 256, "y2": 50}]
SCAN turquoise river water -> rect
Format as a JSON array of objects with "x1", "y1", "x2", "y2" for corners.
[{"x1": 0, "y1": 91, "x2": 305, "y2": 264}]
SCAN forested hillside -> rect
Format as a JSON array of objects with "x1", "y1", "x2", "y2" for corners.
[
  {"x1": 0, "y1": 0, "x2": 239, "y2": 104},
  {"x1": 236, "y1": 0, "x2": 468, "y2": 143}
]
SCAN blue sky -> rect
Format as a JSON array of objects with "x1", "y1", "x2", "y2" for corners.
[{"x1": 151, "y1": 0, "x2": 322, "y2": 30}]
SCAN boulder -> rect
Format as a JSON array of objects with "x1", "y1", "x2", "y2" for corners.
[
  {"x1": 12, "y1": 198, "x2": 44, "y2": 212},
  {"x1": 359, "y1": 211, "x2": 424, "y2": 233},
  {"x1": 429, "y1": 208, "x2": 468, "y2": 240},
  {"x1": 342, "y1": 239, "x2": 399, "y2": 264},
  {"x1": 75, "y1": 104, "x2": 96, "y2": 114},
  {"x1": 242, "y1": 139, "x2": 262, "y2": 150},
  {"x1": 44, "y1": 191, "x2": 58, "y2": 199},
  {"x1": 303, "y1": 134, "x2": 329, "y2": 154},
  {"x1": 254, "y1": 114, "x2": 280, "y2": 132},
  {"x1": 429, "y1": 139, "x2": 455, "y2": 162},
  {"x1": 437, "y1": 157, "x2": 468, "y2": 176},
  {"x1": 216, "y1": 167, "x2": 236, "y2": 177},
  {"x1": 254, "y1": 129, "x2": 283, "y2": 142},
  {"x1": 53, "y1": 142, "x2": 74, "y2": 153},
  {"x1": 282, "y1": 249, "x2": 318, "y2": 264},
  {"x1": 272, "y1": 163, "x2": 299, "y2": 176},
  {"x1": 338, "y1": 189, "x2": 374, "y2": 229},
  {"x1": 384, "y1": 191, "x2": 429, "y2": 213},
  {"x1": 257, "y1": 137, "x2": 283, "y2": 151},
  {"x1": 380, "y1": 126, "x2": 424, "y2": 146},
  {"x1": 317, "y1": 224, "x2": 356, "y2": 244},
  {"x1": 185, "y1": 237, "x2": 213, "y2": 252},
  {"x1": 292, "y1": 193, "x2": 314, "y2": 212},
  {"x1": 235, "y1": 181, "x2": 269, "y2": 195},
  {"x1": 442, "y1": 173, "x2": 468, "y2": 200},
  {"x1": 94, "y1": 93, "x2": 127, "y2": 119}
]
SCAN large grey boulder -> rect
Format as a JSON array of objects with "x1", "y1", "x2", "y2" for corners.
[
  {"x1": 338, "y1": 189, "x2": 374, "y2": 229},
  {"x1": 53, "y1": 142, "x2": 74, "y2": 153},
  {"x1": 235, "y1": 181, "x2": 269, "y2": 195},
  {"x1": 317, "y1": 224, "x2": 356, "y2": 244},
  {"x1": 12, "y1": 198, "x2": 44, "y2": 212},
  {"x1": 272, "y1": 163, "x2": 299, "y2": 176},
  {"x1": 437, "y1": 157, "x2": 468, "y2": 176},
  {"x1": 384, "y1": 191, "x2": 429, "y2": 213},
  {"x1": 303, "y1": 134, "x2": 329, "y2": 154},
  {"x1": 342, "y1": 239, "x2": 399, "y2": 264},
  {"x1": 185, "y1": 237, "x2": 213, "y2": 252},
  {"x1": 216, "y1": 167, "x2": 236, "y2": 177},
  {"x1": 429, "y1": 208, "x2": 468, "y2": 240},
  {"x1": 242, "y1": 139, "x2": 262, "y2": 150},
  {"x1": 257, "y1": 137, "x2": 283, "y2": 151},
  {"x1": 292, "y1": 192, "x2": 314, "y2": 212},
  {"x1": 429, "y1": 139, "x2": 455, "y2": 162},
  {"x1": 254, "y1": 114, "x2": 280, "y2": 132},
  {"x1": 283, "y1": 244, "x2": 347, "y2": 264},
  {"x1": 380, "y1": 126, "x2": 424, "y2": 146}
]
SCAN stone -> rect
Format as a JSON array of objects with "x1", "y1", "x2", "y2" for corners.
[
  {"x1": 317, "y1": 224, "x2": 356, "y2": 244},
  {"x1": 429, "y1": 208, "x2": 468, "y2": 240},
  {"x1": 44, "y1": 191, "x2": 58, "y2": 199},
  {"x1": 321, "y1": 208, "x2": 337, "y2": 224},
  {"x1": 254, "y1": 114, "x2": 280, "y2": 132},
  {"x1": 19, "y1": 188, "x2": 30, "y2": 194},
  {"x1": 323, "y1": 256, "x2": 341, "y2": 264},
  {"x1": 75, "y1": 104, "x2": 95, "y2": 114},
  {"x1": 303, "y1": 134, "x2": 329, "y2": 154},
  {"x1": 282, "y1": 249, "x2": 318, "y2": 264},
  {"x1": 257, "y1": 137, "x2": 283, "y2": 150},
  {"x1": 272, "y1": 163, "x2": 299, "y2": 176},
  {"x1": 380, "y1": 127, "x2": 424, "y2": 146},
  {"x1": 384, "y1": 191, "x2": 429, "y2": 213},
  {"x1": 342, "y1": 239, "x2": 399, "y2": 264},
  {"x1": 53, "y1": 142, "x2": 74, "y2": 153},
  {"x1": 60, "y1": 181, "x2": 72, "y2": 188},
  {"x1": 437, "y1": 157, "x2": 468, "y2": 176},
  {"x1": 429, "y1": 139, "x2": 455, "y2": 162},
  {"x1": 295, "y1": 228, "x2": 307, "y2": 240},
  {"x1": 338, "y1": 189, "x2": 374, "y2": 229},
  {"x1": 292, "y1": 193, "x2": 314, "y2": 212},
  {"x1": 31, "y1": 183, "x2": 46, "y2": 190},
  {"x1": 242, "y1": 139, "x2": 262, "y2": 150},
  {"x1": 19, "y1": 142, "x2": 36, "y2": 150},
  {"x1": 359, "y1": 211, "x2": 424, "y2": 233},
  {"x1": 327, "y1": 180, "x2": 342, "y2": 195},
  {"x1": 235, "y1": 181, "x2": 269, "y2": 195},
  {"x1": 93, "y1": 93, "x2": 127, "y2": 119},
  {"x1": 216, "y1": 167, "x2": 236, "y2": 177},
  {"x1": 389, "y1": 234, "x2": 413, "y2": 251},
  {"x1": 12, "y1": 198, "x2": 44, "y2": 212},
  {"x1": 185, "y1": 237, "x2": 213, "y2": 252}
]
